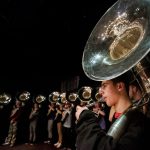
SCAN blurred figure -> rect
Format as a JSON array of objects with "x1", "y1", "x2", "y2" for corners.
[
  {"x1": 92, "y1": 101, "x2": 106, "y2": 130},
  {"x1": 2, "y1": 100, "x2": 23, "y2": 147},
  {"x1": 129, "y1": 81, "x2": 143, "y2": 102},
  {"x1": 27, "y1": 103, "x2": 40, "y2": 145},
  {"x1": 54, "y1": 103, "x2": 63, "y2": 148},
  {"x1": 61, "y1": 101, "x2": 73, "y2": 150},
  {"x1": 44, "y1": 102, "x2": 56, "y2": 144},
  {"x1": 129, "y1": 80, "x2": 147, "y2": 114}
]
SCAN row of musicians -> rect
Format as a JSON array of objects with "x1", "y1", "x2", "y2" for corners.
[{"x1": 1, "y1": 99, "x2": 107, "y2": 150}]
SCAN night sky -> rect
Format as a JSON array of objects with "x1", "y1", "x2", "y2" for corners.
[{"x1": 0, "y1": 0, "x2": 117, "y2": 94}]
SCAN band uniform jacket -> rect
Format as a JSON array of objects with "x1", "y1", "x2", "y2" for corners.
[{"x1": 76, "y1": 109, "x2": 150, "y2": 150}]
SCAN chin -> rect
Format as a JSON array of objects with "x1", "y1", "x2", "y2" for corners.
[{"x1": 107, "y1": 103, "x2": 111, "y2": 107}]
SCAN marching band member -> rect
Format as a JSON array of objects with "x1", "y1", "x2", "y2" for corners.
[
  {"x1": 44, "y1": 102, "x2": 56, "y2": 144},
  {"x1": 53, "y1": 103, "x2": 63, "y2": 148},
  {"x1": 75, "y1": 74, "x2": 150, "y2": 150},
  {"x1": 2, "y1": 100, "x2": 23, "y2": 147},
  {"x1": 28, "y1": 103, "x2": 40, "y2": 145}
]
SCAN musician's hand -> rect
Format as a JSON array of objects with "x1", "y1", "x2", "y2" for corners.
[
  {"x1": 10, "y1": 119, "x2": 15, "y2": 124},
  {"x1": 75, "y1": 105, "x2": 88, "y2": 120}
]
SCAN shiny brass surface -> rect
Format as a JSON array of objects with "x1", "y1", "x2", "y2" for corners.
[
  {"x1": 82, "y1": 0, "x2": 150, "y2": 81},
  {"x1": 49, "y1": 91, "x2": 60, "y2": 103}
]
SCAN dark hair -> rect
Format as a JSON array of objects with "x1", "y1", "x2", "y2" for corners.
[
  {"x1": 129, "y1": 79, "x2": 142, "y2": 92},
  {"x1": 111, "y1": 71, "x2": 133, "y2": 93}
]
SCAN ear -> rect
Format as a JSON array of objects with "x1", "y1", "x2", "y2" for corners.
[{"x1": 116, "y1": 82, "x2": 124, "y2": 91}]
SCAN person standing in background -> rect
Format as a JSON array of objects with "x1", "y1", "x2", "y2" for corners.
[
  {"x1": 92, "y1": 101, "x2": 106, "y2": 131},
  {"x1": 61, "y1": 101, "x2": 73, "y2": 150},
  {"x1": 27, "y1": 103, "x2": 40, "y2": 145},
  {"x1": 54, "y1": 103, "x2": 63, "y2": 149},
  {"x1": 44, "y1": 102, "x2": 56, "y2": 144},
  {"x1": 2, "y1": 100, "x2": 23, "y2": 147}
]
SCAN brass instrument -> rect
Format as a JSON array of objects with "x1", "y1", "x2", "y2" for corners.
[
  {"x1": 0, "y1": 92, "x2": 11, "y2": 109},
  {"x1": 49, "y1": 91, "x2": 60, "y2": 103},
  {"x1": 93, "y1": 87, "x2": 105, "y2": 102},
  {"x1": 78, "y1": 86, "x2": 94, "y2": 105},
  {"x1": 82, "y1": 0, "x2": 150, "y2": 141},
  {"x1": 35, "y1": 94, "x2": 46, "y2": 104},
  {"x1": 18, "y1": 91, "x2": 31, "y2": 102},
  {"x1": 67, "y1": 92, "x2": 78, "y2": 103},
  {"x1": 59, "y1": 92, "x2": 67, "y2": 104},
  {"x1": 77, "y1": 86, "x2": 105, "y2": 107}
]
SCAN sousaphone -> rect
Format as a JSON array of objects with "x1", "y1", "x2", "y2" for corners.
[
  {"x1": 18, "y1": 91, "x2": 31, "y2": 102},
  {"x1": 82, "y1": 0, "x2": 150, "y2": 141},
  {"x1": 49, "y1": 91, "x2": 60, "y2": 104},
  {"x1": 59, "y1": 92, "x2": 67, "y2": 104},
  {"x1": 67, "y1": 92, "x2": 78, "y2": 103},
  {"x1": 34, "y1": 94, "x2": 46, "y2": 104},
  {"x1": 0, "y1": 92, "x2": 11, "y2": 109},
  {"x1": 78, "y1": 86, "x2": 94, "y2": 105},
  {"x1": 94, "y1": 87, "x2": 104, "y2": 102},
  {"x1": 82, "y1": 0, "x2": 150, "y2": 95}
]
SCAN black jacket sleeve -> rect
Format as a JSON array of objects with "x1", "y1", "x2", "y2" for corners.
[{"x1": 76, "y1": 110, "x2": 147, "y2": 150}]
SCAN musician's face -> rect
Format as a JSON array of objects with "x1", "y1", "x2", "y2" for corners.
[{"x1": 100, "y1": 80, "x2": 119, "y2": 107}]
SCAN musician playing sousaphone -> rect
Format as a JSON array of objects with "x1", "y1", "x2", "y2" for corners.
[
  {"x1": 75, "y1": 0, "x2": 150, "y2": 149},
  {"x1": 76, "y1": 73, "x2": 150, "y2": 150}
]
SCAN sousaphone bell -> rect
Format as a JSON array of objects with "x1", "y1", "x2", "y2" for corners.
[
  {"x1": 82, "y1": 0, "x2": 150, "y2": 89},
  {"x1": 49, "y1": 91, "x2": 60, "y2": 104},
  {"x1": 34, "y1": 94, "x2": 46, "y2": 104},
  {"x1": 18, "y1": 91, "x2": 31, "y2": 102},
  {"x1": 78, "y1": 86, "x2": 94, "y2": 105},
  {"x1": 67, "y1": 92, "x2": 78, "y2": 103},
  {"x1": 0, "y1": 92, "x2": 12, "y2": 109}
]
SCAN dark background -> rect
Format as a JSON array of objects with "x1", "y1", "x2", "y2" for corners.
[{"x1": 0, "y1": 0, "x2": 117, "y2": 94}]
